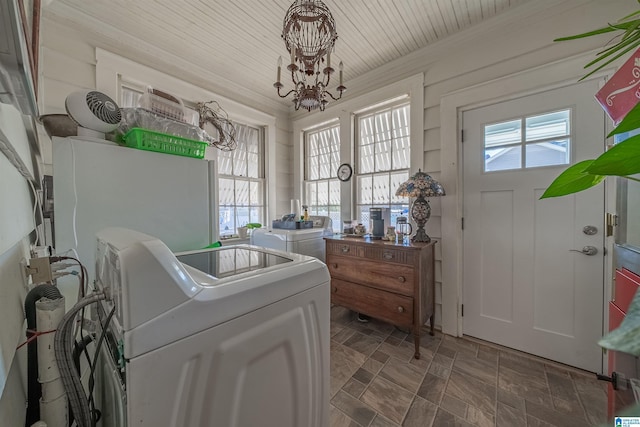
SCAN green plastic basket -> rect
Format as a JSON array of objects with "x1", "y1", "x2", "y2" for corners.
[{"x1": 122, "y1": 128, "x2": 207, "y2": 159}]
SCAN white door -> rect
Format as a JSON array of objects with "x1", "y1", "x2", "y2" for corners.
[{"x1": 462, "y1": 80, "x2": 605, "y2": 372}]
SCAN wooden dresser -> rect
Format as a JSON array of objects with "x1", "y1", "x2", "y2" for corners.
[{"x1": 324, "y1": 236, "x2": 436, "y2": 359}]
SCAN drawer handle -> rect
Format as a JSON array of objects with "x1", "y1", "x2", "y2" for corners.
[
  {"x1": 383, "y1": 252, "x2": 393, "y2": 260},
  {"x1": 332, "y1": 263, "x2": 338, "y2": 269},
  {"x1": 333, "y1": 286, "x2": 337, "y2": 293},
  {"x1": 341, "y1": 246, "x2": 350, "y2": 253},
  {"x1": 397, "y1": 306, "x2": 405, "y2": 313},
  {"x1": 398, "y1": 276, "x2": 406, "y2": 283}
]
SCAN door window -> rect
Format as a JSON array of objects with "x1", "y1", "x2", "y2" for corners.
[{"x1": 484, "y1": 109, "x2": 571, "y2": 172}]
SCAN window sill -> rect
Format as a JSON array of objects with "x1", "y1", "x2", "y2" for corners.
[{"x1": 219, "y1": 237, "x2": 250, "y2": 245}]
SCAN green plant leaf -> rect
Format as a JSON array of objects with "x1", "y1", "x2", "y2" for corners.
[
  {"x1": 587, "y1": 30, "x2": 640, "y2": 67},
  {"x1": 579, "y1": 41, "x2": 640, "y2": 81},
  {"x1": 585, "y1": 136, "x2": 640, "y2": 176},
  {"x1": 619, "y1": 7, "x2": 640, "y2": 23},
  {"x1": 599, "y1": 287, "x2": 640, "y2": 356},
  {"x1": 540, "y1": 160, "x2": 605, "y2": 199},
  {"x1": 553, "y1": 25, "x2": 619, "y2": 41},
  {"x1": 608, "y1": 102, "x2": 640, "y2": 137}
]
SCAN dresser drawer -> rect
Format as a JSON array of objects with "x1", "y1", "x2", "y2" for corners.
[
  {"x1": 326, "y1": 241, "x2": 361, "y2": 258},
  {"x1": 615, "y1": 268, "x2": 640, "y2": 314},
  {"x1": 331, "y1": 278, "x2": 414, "y2": 326},
  {"x1": 326, "y1": 240, "x2": 416, "y2": 265},
  {"x1": 327, "y1": 254, "x2": 415, "y2": 296},
  {"x1": 362, "y1": 246, "x2": 415, "y2": 265}
]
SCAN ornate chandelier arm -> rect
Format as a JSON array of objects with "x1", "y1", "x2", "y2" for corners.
[
  {"x1": 325, "y1": 89, "x2": 344, "y2": 101},
  {"x1": 274, "y1": 84, "x2": 298, "y2": 99}
]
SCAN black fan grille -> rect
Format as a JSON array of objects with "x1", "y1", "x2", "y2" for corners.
[{"x1": 86, "y1": 91, "x2": 121, "y2": 125}]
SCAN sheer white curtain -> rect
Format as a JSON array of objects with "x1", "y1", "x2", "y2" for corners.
[
  {"x1": 356, "y1": 103, "x2": 410, "y2": 226},
  {"x1": 304, "y1": 124, "x2": 341, "y2": 231}
]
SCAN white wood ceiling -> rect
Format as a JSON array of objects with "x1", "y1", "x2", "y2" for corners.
[{"x1": 43, "y1": 0, "x2": 534, "y2": 111}]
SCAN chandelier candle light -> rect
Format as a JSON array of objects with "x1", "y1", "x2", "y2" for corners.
[
  {"x1": 395, "y1": 169, "x2": 446, "y2": 243},
  {"x1": 274, "y1": 0, "x2": 346, "y2": 111}
]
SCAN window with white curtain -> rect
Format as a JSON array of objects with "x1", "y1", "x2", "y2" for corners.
[
  {"x1": 304, "y1": 124, "x2": 341, "y2": 231},
  {"x1": 356, "y1": 102, "x2": 410, "y2": 227},
  {"x1": 214, "y1": 122, "x2": 265, "y2": 237},
  {"x1": 119, "y1": 84, "x2": 265, "y2": 238},
  {"x1": 120, "y1": 84, "x2": 144, "y2": 108}
]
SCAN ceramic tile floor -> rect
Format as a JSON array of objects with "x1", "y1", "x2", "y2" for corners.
[{"x1": 329, "y1": 305, "x2": 608, "y2": 427}]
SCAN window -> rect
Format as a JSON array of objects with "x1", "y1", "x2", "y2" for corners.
[
  {"x1": 120, "y1": 85, "x2": 144, "y2": 108},
  {"x1": 216, "y1": 122, "x2": 265, "y2": 237},
  {"x1": 356, "y1": 103, "x2": 410, "y2": 227},
  {"x1": 484, "y1": 109, "x2": 571, "y2": 172},
  {"x1": 120, "y1": 84, "x2": 266, "y2": 238},
  {"x1": 304, "y1": 124, "x2": 341, "y2": 231}
]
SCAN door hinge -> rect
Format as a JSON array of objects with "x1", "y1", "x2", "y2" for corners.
[
  {"x1": 461, "y1": 304, "x2": 464, "y2": 317},
  {"x1": 461, "y1": 217, "x2": 464, "y2": 230},
  {"x1": 461, "y1": 129, "x2": 464, "y2": 143},
  {"x1": 606, "y1": 213, "x2": 618, "y2": 237}
]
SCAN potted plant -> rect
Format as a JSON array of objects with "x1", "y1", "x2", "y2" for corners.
[
  {"x1": 237, "y1": 222, "x2": 262, "y2": 239},
  {"x1": 543, "y1": 4, "x2": 640, "y2": 419},
  {"x1": 542, "y1": 5, "x2": 640, "y2": 199}
]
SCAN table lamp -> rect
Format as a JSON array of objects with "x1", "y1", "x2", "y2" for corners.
[{"x1": 395, "y1": 169, "x2": 445, "y2": 242}]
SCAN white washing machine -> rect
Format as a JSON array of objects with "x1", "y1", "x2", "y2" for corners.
[
  {"x1": 93, "y1": 227, "x2": 330, "y2": 427},
  {"x1": 251, "y1": 216, "x2": 333, "y2": 262}
]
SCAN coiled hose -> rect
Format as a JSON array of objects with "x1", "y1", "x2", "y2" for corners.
[{"x1": 54, "y1": 293, "x2": 105, "y2": 427}]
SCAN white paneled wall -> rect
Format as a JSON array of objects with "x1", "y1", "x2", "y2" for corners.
[
  {"x1": 274, "y1": 121, "x2": 293, "y2": 218},
  {"x1": 0, "y1": 103, "x2": 37, "y2": 427}
]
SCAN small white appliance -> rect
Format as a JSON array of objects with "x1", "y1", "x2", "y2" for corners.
[
  {"x1": 65, "y1": 90, "x2": 122, "y2": 138},
  {"x1": 251, "y1": 216, "x2": 333, "y2": 262},
  {"x1": 93, "y1": 227, "x2": 330, "y2": 427}
]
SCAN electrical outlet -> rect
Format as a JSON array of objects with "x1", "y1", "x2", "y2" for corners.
[
  {"x1": 30, "y1": 245, "x2": 52, "y2": 258},
  {"x1": 27, "y1": 256, "x2": 53, "y2": 284}
]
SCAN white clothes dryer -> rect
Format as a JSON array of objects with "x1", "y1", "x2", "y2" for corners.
[
  {"x1": 93, "y1": 227, "x2": 330, "y2": 427},
  {"x1": 251, "y1": 216, "x2": 333, "y2": 262}
]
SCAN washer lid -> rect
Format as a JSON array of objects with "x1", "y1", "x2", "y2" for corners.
[{"x1": 177, "y1": 246, "x2": 292, "y2": 279}]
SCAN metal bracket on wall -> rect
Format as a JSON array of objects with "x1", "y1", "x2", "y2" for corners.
[{"x1": 606, "y1": 213, "x2": 618, "y2": 237}]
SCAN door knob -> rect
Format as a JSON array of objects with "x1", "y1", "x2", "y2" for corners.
[{"x1": 569, "y1": 246, "x2": 598, "y2": 256}]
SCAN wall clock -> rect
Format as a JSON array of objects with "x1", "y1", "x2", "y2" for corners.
[{"x1": 337, "y1": 163, "x2": 353, "y2": 182}]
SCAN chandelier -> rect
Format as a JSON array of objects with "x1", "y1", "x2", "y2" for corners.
[{"x1": 274, "y1": 0, "x2": 346, "y2": 111}]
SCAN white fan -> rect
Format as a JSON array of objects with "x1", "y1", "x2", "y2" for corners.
[{"x1": 65, "y1": 90, "x2": 122, "y2": 139}]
